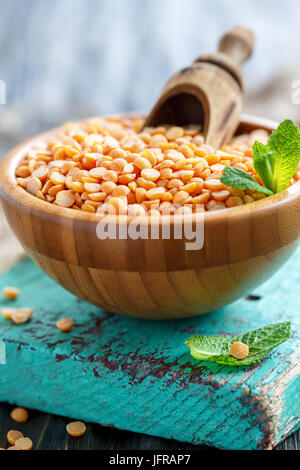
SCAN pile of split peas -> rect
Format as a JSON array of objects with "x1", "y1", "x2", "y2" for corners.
[{"x1": 15, "y1": 116, "x2": 292, "y2": 215}]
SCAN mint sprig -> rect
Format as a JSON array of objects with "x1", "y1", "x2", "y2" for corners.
[
  {"x1": 252, "y1": 143, "x2": 276, "y2": 193},
  {"x1": 220, "y1": 119, "x2": 300, "y2": 197},
  {"x1": 267, "y1": 119, "x2": 300, "y2": 192},
  {"x1": 221, "y1": 166, "x2": 273, "y2": 196},
  {"x1": 185, "y1": 322, "x2": 291, "y2": 366}
]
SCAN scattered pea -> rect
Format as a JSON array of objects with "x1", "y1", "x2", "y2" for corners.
[
  {"x1": 3, "y1": 286, "x2": 19, "y2": 300},
  {"x1": 15, "y1": 437, "x2": 33, "y2": 451},
  {"x1": 7, "y1": 430, "x2": 23, "y2": 445},
  {"x1": 11, "y1": 308, "x2": 34, "y2": 324},
  {"x1": 10, "y1": 407, "x2": 29, "y2": 423},
  {"x1": 66, "y1": 421, "x2": 86, "y2": 437},
  {"x1": 230, "y1": 342, "x2": 249, "y2": 360},
  {"x1": 56, "y1": 317, "x2": 74, "y2": 332}
]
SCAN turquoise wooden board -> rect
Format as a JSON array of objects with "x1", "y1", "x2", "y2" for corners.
[{"x1": 0, "y1": 250, "x2": 299, "y2": 450}]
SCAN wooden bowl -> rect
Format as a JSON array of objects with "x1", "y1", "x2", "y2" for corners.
[{"x1": 1, "y1": 115, "x2": 300, "y2": 320}]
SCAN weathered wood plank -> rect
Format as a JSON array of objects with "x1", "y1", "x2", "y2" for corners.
[
  {"x1": 0, "y1": 251, "x2": 299, "y2": 450},
  {"x1": 0, "y1": 403, "x2": 298, "y2": 450}
]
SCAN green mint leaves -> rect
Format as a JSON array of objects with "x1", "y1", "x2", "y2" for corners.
[
  {"x1": 267, "y1": 119, "x2": 300, "y2": 192},
  {"x1": 252, "y1": 142, "x2": 276, "y2": 193},
  {"x1": 185, "y1": 322, "x2": 291, "y2": 366},
  {"x1": 221, "y1": 166, "x2": 273, "y2": 196},
  {"x1": 220, "y1": 119, "x2": 300, "y2": 197}
]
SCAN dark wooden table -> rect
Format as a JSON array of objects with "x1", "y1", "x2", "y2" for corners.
[{"x1": 0, "y1": 403, "x2": 298, "y2": 450}]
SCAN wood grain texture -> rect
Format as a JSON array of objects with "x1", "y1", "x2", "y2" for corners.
[
  {"x1": 0, "y1": 208, "x2": 24, "y2": 273},
  {"x1": 0, "y1": 402, "x2": 213, "y2": 450},
  {"x1": 218, "y1": 26, "x2": 254, "y2": 68},
  {"x1": 143, "y1": 27, "x2": 253, "y2": 148},
  {"x1": 1, "y1": 116, "x2": 300, "y2": 319},
  {"x1": 0, "y1": 402, "x2": 298, "y2": 450},
  {"x1": 0, "y1": 253, "x2": 299, "y2": 450}
]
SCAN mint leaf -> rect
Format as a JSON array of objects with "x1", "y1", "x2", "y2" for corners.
[
  {"x1": 185, "y1": 322, "x2": 290, "y2": 366},
  {"x1": 220, "y1": 166, "x2": 273, "y2": 196},
  {"x1": 220, "y1": 120, "x2": 300, "y2": 198},
  {"x1": 252, "y1": 142, "x2": 276, "y2": 192},
  {"x1": 252, "y1": 141, "x2": 269, "y2": 158},
  {"x1": 268, "y1": 119, "x2": 300, "y2": 192}
]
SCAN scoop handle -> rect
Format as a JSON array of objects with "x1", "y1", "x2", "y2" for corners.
[{"x1": 218, "y1": 26, "x2": 254, "y2": 65}]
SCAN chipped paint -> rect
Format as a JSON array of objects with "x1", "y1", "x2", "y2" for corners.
[{"x1": 0, "y1": 252, "x2": 299, "y2": 450}]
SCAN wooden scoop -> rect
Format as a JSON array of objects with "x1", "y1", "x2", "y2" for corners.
[{"x1": 143, "y1": 26, "x2": 254, "y2": 148}]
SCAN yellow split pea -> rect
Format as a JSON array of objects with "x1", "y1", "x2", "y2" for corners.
[
  {"x1": 56, "y1": 317, "x2": 74, "y2": 332},
  {"x1": 3, "y1": 286, "x2": 19, "y2": 300},
  {"x1": 11, "y1": 308, "x2": 34, "y2": 324},
  {"x1": 230, "y1": 342, "x2": 249, "y2": 360},
  {"x1": 1, "y1": 308, "x2": 17, "y2": 319},
  {"x1": 66, "y1": 421, "x2": 86, "y2": 437},
  {"x1": 7, "y1": 430, "x2": 23, "y2": 445},
  {"x1": 10, "y1": 407, "x2": 29, "y2": 423},
  {"x1": 15, "y1": 437, "x2": 33, "y2": 450}
]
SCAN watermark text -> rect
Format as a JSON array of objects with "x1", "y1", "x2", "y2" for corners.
[{"x1": 96, "y1": 205, "x2": 205, "y2": 251}]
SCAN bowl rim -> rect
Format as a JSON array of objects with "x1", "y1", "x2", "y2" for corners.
[{"x1": 1, "y1": 113, "x2": 300, "y2": 226}]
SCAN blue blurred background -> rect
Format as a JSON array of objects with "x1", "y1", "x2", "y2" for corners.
[{"x1": 0, "y1": 0, "x2": 299, "y2": 152}]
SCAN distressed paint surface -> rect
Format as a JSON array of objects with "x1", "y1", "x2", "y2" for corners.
[{"x1": 0, "y1": 250, "x2": 299, "y2": 450}]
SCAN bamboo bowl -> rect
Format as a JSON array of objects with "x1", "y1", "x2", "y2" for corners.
[{"x1": 1, "y1": 115, "x2": 300, "y2": 319}]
